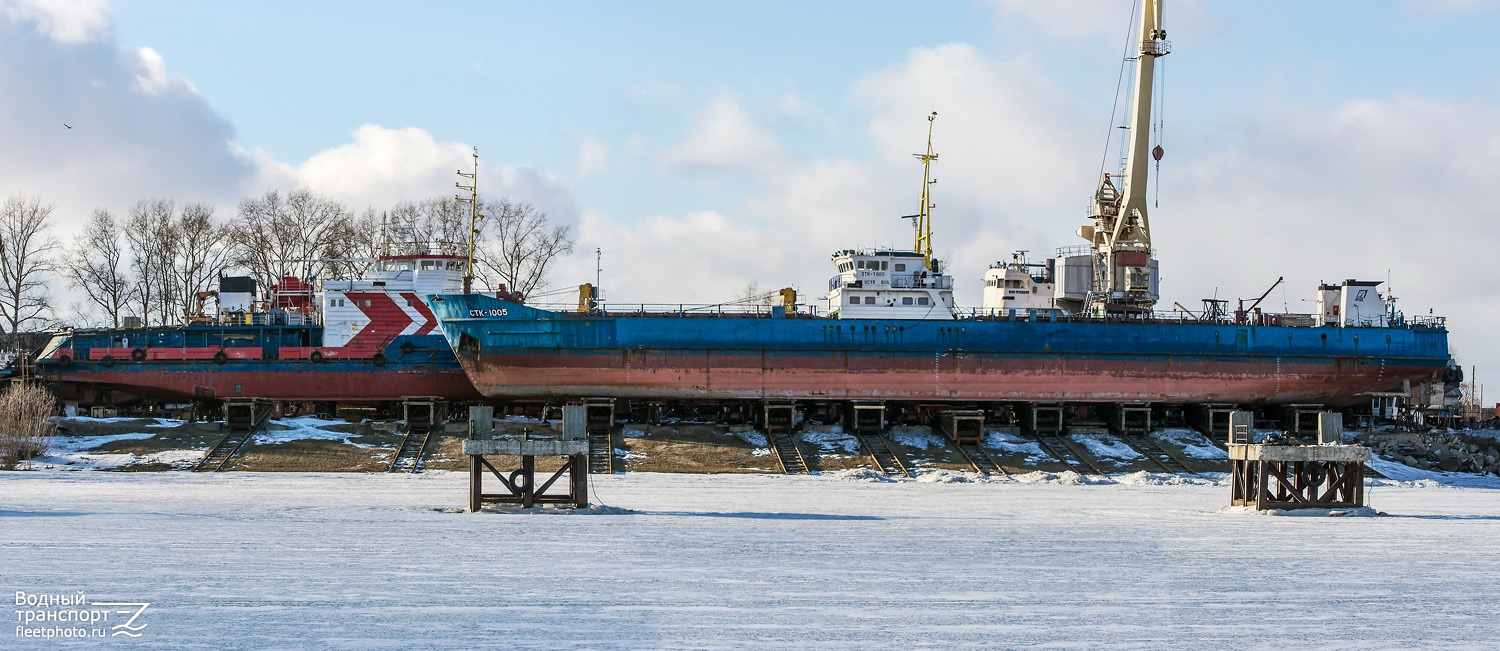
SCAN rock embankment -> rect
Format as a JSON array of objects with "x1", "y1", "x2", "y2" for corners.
[{"x1": 1365, "y1": 432, "x2": 1499, "y2": 474}]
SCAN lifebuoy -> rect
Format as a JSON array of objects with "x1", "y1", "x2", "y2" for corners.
[
  {"x1": 100, "y1": 355, "x2": 115, "y2": 368},
  {"x1": 213, "y1": 351, "x2": 228, "y2": 365},
  {"x1": 130, "y1": 348, "x2": 146, "y2": 362},
  {"x1": 310, "y1": 351, "x2": 324, "y2": 363},
  {"x1": 372, "y1": 352, "x2": 386, "y2": 367}
]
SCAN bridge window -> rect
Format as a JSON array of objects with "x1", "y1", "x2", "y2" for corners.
[
  {"x1": 918, "y1": 297, "x2": 930, "y2": 305},
  {"x1": 864, "y1": 296, "x2": 875, "y2": 304},
  {"x1": 902, "y1": 297, "x2": 913, "y2": 305},
  {"x1": 895, "y1": 264, "x2": 906, "y2": 272}
]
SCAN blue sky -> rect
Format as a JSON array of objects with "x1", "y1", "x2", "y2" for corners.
[{"x1": 4, "y1": 0, "x2": 1500, "y2": 391}]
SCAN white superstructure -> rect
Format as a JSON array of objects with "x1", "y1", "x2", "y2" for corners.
[
  {"x1": 320, "y1": 242, "x2": 468, "y2": 348},
  {"x1": 980, "y1": 251, "x2": 1060, "y2": 316},
  {"x1": 826, "y1": 249, "x2": 955, "y2": 320}
]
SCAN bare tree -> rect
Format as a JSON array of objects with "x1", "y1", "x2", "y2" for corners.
[
  {"x1": 124, "y1": 199, "x2": 178, "y2": 328},
  {"x1": 63, "y1": 209, "x2": 132, "y2": 328},
  {"x1": 385, "y1": 197, "x2": 471, "y2": 246},
  {"x1": 0, "y1": 194, "x2": 60, "y2": 340},
  {"x1": 171, "y1": 203, "x2": 232, "y2": 319},
  {"x1": 475, "y1": 199, "x2": 573, "y2": 300},
  {"x1": 230, "y1": 189, "x2": 354, "y2": 289},
  {"x1": 319, "y1": 207, "x2": 383, "y2": 280}
]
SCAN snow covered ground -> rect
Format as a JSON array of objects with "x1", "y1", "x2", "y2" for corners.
[{"x1": 4, "y1": 470, "x2": 1499, "y2": 649}]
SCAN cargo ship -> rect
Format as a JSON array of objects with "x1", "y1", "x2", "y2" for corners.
[
  {"x1": 424, "y1": 0, "x2": 1453, "y2": 411},
  {"x1": 36, "y1": 240, "x2": 482, "y2": 408}
]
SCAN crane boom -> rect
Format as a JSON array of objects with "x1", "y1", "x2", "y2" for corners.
[{"x1": 1079, "y1": 0, "x2": 1169, "y2": 312}]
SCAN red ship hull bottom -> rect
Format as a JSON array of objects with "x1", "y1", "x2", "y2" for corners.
[
  {"x1": 47, "y1": 367, "x2": 482, "y2": 403},
  {"x1": 459, "y1": 353, "x2": 1440, "y2": 407}
]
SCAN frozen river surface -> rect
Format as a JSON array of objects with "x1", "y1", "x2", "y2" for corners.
[{"x1": 3, "y1": 470, "x2": 1498, "y2": 649}]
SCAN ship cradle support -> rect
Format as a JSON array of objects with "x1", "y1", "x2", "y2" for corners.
[{"x1": 195, "y1": 398, "x2": 274, "y2": 472}]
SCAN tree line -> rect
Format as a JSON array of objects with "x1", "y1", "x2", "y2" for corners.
[{"x1": 0, "y1": 190, "x2": 573, "y2": 337}]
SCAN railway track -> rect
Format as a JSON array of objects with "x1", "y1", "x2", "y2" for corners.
[
  {"x1": 195, "y1": 399, "x2": 274, "y2": 472},
  {"x1": 858, "y1": 433, "x2": 912, "y2": 477},
  {"x1": 388, "y1": 428, "x2": 435, "y2": 473},
  {"x1": 195, "y1": 429, "x2": 256, "y2": 472},
  {"x1": 767, "y1": 429, "x2": 809, "y2": 475},
  {"x1": 1120, "y1": 434, "x2": 1197, "y2": 475},
  {"x1": 956, "y1": 443, "x2": 1008, "y2": 478},
  {"x1": 1032, "y1": 432, "x2": 1108, "y2": 475}
]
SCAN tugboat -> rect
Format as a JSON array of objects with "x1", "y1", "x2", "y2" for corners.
[{"x1": 36, "y1": 238, "x2": 482, "y2": 411}]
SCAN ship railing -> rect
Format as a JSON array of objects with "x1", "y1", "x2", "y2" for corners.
[
  {"x1": 503, "y1": 298, "x2": 1443, "y2": 329},
  {"x1": 888, "y1": 276, "x2": 953, "y2": 290},
  {"x1": 1054, "y1": 245, "x2": 1093, "y2": 259},
  {"x1": 190, "y1": 311, "x2": 322, "y2": 327},
  {"x1": 828, "y1": 277, "x2": 861, "y2": 291},
  {"x1": 608, "y1": 302, "x2": 800, "y2": 317},
  {"x1": 520, "y1": 300, "x2": 824, "y2": 318},
  {"x1": 1408, "y1": 314, "x2": 1446, "y2": 329},
  {"x1": 379, "y1": 240, "x2": 465, "y2": 258}
]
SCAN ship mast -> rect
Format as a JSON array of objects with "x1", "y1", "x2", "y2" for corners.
[
  {"x1": 1082, "y1": 0, "x2": 1168, "y2": 310},
  {"x1": 455, "y1": 146, "x2": 483, "y2": 294},
  {"x1": 913, "y1": 112, "x2": 939, "y2": 270}
]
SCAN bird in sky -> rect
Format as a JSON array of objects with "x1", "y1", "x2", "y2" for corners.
[{"x1": 64, "y1": 123, "x2": 72, "y2": 129}]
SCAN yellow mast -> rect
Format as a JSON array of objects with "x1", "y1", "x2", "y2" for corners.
[
  {"x1": 913, "y1": 112, "x2": 939, "y2": 270},
  {"x1": 455, "y1": 147, "x2": 483, "y2": 293}
]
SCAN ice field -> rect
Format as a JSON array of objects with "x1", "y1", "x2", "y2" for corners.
[{"x1": 4, "y1": 469, "x2": 1499, "y2": 649}]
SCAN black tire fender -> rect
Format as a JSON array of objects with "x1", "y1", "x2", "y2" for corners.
[
  {"x1": 508, "y1": 470, "x2": 531, "y2": 494},
  {"x1": 310, "y1": 351, "x2": 324, "y2": 363},
  {"x1": 100, "y1": 355, "x2": 115, "y2": 368},
  {"x1": 130, "y1": 348, "x2": 147, "y2": 362},
  {"x1": 213, "y1": 351, "x2": 228, "y2": 365},
  {"x1": 372, "y1": 352, "x2": 386, "y2": 367}
]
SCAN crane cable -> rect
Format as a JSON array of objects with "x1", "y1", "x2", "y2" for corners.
[{"x1": 1098, "y1": 0, "x2": 1143, "y2": 182}]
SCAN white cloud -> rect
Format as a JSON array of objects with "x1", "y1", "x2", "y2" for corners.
[
  {"x1": 854, "y1": 43, "x2": 1095, "y2": 212},
  {"x1": 581, "y1": 43, "x2": 1087, "y2": 306},
  {"x1": 0, "y1": 0, "x2": 110, "y2": 43},
  {"x1": 1160, "y1": 96, "x2": 1500, "y2": 370},
  {"x1": 286, "y1": 125, "x2": 473, "y2": 207},
  {"x1": 132, "y1": 46, "x2": 194, "y2": 95},
  {"x1": 577, "y1": 136, "x2": 608, "y2": 177},
  {"x1": 0, "y1": 12, "x2": 253, "y2": 230},
  {"x1": 661, "y1": 92, "x2": 784, "y2": 174}
]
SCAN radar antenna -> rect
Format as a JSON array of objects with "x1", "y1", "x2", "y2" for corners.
[{"x1": 455, "y1": 147, "x2": 484, "y2": 294}]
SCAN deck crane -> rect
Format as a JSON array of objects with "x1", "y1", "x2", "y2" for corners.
[
  {"x1": 1237, "y1": 276, "x2": 1284, "y2": 324},
  {"x1": 1077, "y1": 0, "x2": 1169, "y2": 312}
]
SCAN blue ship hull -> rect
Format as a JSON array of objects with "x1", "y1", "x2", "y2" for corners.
[{"x1": 427, "y1": 294, "x2": 1448, "y2": 406}]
